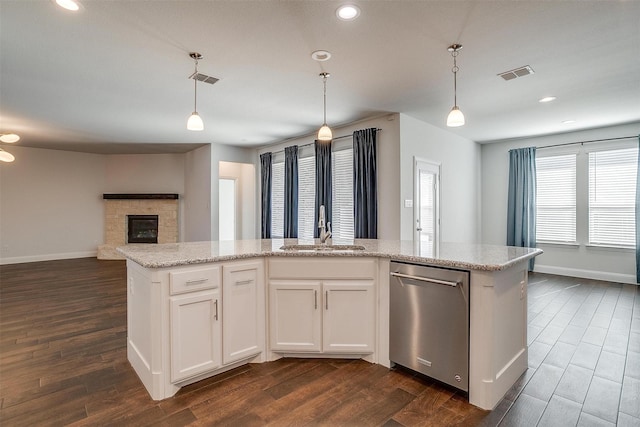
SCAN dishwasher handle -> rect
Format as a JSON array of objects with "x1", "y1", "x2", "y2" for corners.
[{"x1": 390, "y1": 271, "x2": 459, "y2": 287}]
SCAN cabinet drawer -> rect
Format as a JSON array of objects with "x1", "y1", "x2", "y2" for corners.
[{"x1": 170, "y1": 266, "x2": 221, "y2": 295}]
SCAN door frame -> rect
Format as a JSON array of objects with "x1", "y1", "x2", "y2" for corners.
[{"x1": 413, "y1": 157, "x2": 441, "y2": 245}]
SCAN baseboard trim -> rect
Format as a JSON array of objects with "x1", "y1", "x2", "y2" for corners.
[
  {"x1": 0, "y1": 251, "x2": 98, "y2": 265},
  {"x1": 534, "y1": 264, "x2": 637, "y2": 285}
]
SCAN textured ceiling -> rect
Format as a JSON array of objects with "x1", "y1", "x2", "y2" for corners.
[{"x1": 1, "y1": 0, "x2": 639, "y2": 154}]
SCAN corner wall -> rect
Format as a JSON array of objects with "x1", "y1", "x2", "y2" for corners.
[
  {"x1": 399, "y1": 114, "x2": 481, "y2": 243},
  {"x1": 481, "y1": 122, "x2": 640, "y2": 284}
]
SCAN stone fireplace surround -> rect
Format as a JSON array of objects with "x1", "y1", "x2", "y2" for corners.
[{"x1": 98, "y1": 194, "x2": 179, "y2": 260}]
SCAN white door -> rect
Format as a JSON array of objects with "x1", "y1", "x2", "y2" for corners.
[
  {"x1": 222, "y1": 261, "x2": 263, "y2": 364},
  {"x1": 170, "y1": 289, "x2": 221, "y2": 382},
  {"x1": 414, "y1": 159, "x2": 440, "y2": 255},
  {"x1": 219, "y1": 178, "x2": 236, "y2": 241},
  {"x1": 269, "y1": 280, "x2": 322, "y2": 352},
  {"x1": 322, "y1": 280, "x2": 375, "y2": 353}
]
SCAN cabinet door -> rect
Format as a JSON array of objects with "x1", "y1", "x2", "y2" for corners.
[
  {"x1": 170, "y1": 289, "x2": 221, "y2": 382},
  {"x1": 222, "y1": 261, "x2": 264, "y2": 364},
  {"x1": 269, "y1": 281, "x2": 322, "y2": 352},
  {"x1": 323, "y1": 280, "x2": 375, "y2": 353}
]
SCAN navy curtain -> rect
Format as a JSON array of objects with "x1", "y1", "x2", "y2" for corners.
[
  {"x1": 353, "y1": 128, "x2": 378, "y2": 238},
  {"x1": 636, "y1": 135, "x2": 640, "y2": 283},
  {"x1": 284, "y1": 146, "x2": 298, "y2": 238},
  {"x1": 507, "y1": 147, "x2": 537, "y2": 271},
  {"x1": 260, "y1": 152, "x2": 272, "y2": 239},
  {"x1": 314, "y1": 140, "x2": 332, "y2": 238}
]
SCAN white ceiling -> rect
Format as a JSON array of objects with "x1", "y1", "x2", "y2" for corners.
[{"x1": 1, "y1": 0, "x2": 639, "y2": 154}]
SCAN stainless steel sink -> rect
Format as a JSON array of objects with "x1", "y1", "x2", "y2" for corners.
[{"x1": 279, "y1": 244, "x2": 366, "y2": 252}]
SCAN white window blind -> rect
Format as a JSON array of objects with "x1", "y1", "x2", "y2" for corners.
[
  {"x1": 297, "y1": 155, "x2": 316, "y2": 240},
  {"x1": 535, "y1": 154, "x2": 577, "y2": 243},
  {"x1": 588, "y1": 147, "x2": 638, "y2": 247},
  {"x1": 270, "y1": 161, "x2": 284, "y2": 238},
  {"x1": 332, "y1": 148, "x2": 354, "y2": 240}
]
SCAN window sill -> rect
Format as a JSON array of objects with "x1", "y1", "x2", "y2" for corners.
[
  {"x1": 586, "y1": 244, "x2": 635, "y2": 252},
  {"x1": 536, "y1": 241, "x2": 579, "y2": 248}
]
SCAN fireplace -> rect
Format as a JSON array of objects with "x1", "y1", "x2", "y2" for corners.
[
  {"x1": 127, "y1": 215, "x2": 159, "y2": 243},
  {"x1": 98, "y1": 193, "x2": 179, "y2": 259}
]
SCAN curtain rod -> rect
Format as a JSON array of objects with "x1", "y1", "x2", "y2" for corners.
[
  {"x1": 536, "y1": 135, "x2": 638, "y2": 150},
  {"x1": 269, "y1": 128, "x2": 382, "y2": 155}
]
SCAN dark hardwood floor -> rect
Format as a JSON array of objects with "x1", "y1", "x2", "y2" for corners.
[{"x1": 0, "y1": 258, "x2": 638, "y2": 426}]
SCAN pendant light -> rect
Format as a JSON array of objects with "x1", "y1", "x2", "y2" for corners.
[
  {"x1": 187, "y1": 52, "x2": 204, "y2": 131},
  {"x1": 317, "y1": 72, "x2": 332, "y2": 141},
  {"x1": 446, "y1": 44, "x2": 465, "y2": 127}
]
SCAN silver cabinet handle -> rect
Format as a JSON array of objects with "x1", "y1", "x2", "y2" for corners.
[
  {"x1": 314, "y1": 290, "x2": 318, "y2": 309},
  {"x1": 186, "y1": 278, "x2": 208, "y2": 285},
  {"x1": 214, "y1": 299, "x2": 218, "y2": 320},
  {"x1": 235, "y1": 279, "x2": 253, "y2": 286},
  {"x1": 390, "y1": 271, "x2": 458, "y2": 287},
  {"x1": 325, "y1": 291, "x2": 328, "y2": 310}
]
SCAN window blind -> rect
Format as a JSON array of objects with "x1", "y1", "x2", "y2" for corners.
[
  {"x1": 332, "y1": 148, "x2": 354, "y2": 240},
  {"x1": 588, "y1": 147, "x2": 638, "y2": 247},
  {"x1": 297, "y1": 155, "x2": 316, "y2": 240},
  {"x1": 271, "y1": 161, "x2": 284, "y2": 238},
  {"x1": 535, "y1": 154, "x2": 577, "y2": 243}
]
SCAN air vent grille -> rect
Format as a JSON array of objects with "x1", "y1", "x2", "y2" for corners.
[
  {"x1": 189, "y1": 72, "x2": 219, "y2": 85},
  {"x1": 498, "y1": 65, "x2": 534, "y2": 81}
]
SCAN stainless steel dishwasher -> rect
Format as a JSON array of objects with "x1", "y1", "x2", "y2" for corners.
[{"x1": 389, "y1": 261, "x2": 470, "y2": 392}]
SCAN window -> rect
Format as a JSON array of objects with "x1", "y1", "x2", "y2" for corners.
[
  {"x1": 270, "y1": 161, "x2": 284, "y2": 238},
  {"x1": 536, "y1": 154, "x2": 577, "y2": 243},
  {"x1": 332, "y1": 147, "x2": 354, "y2": 240},
  {"x1": 268, "y1": 143, "x2": 357, "y2": 241},
  {"x1": 297, "y1": 155, "x2": 316, "y2": 240},
  {"x1": 588, "y1": 148, "x2": 638, "y2": 247}
]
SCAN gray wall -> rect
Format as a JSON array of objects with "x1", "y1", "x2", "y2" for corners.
[
  {"x1": 399, "y1": 114, "x2": 481, "y2": 242},
  {"x1": 256, "y1": 114, "x2": 402, "y2": 239},
  {"x1": 481, "y1": 122, "x2": 640, "y2": 284}
]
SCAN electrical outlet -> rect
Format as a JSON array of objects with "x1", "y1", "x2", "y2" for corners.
[{"x1": 404, "y1": 199, "x2": 413, "y2": 208}]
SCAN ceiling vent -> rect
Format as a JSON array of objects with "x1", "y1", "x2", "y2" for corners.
[
  {"x1": 189, "y1": 72, "x2": 219, "y2": 85},
  {"x1": 498, "y1": 65, "x2": 535, "y2": 81}
]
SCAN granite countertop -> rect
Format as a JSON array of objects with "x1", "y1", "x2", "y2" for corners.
[{"x1": 116, "y1": 239, "x2": 542, "y2": 271}]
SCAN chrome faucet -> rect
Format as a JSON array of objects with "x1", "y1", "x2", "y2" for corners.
[{"x1": 318, "y1": 205, "x2": 332, "y2": 244}]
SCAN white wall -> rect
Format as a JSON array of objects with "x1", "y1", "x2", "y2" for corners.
[
  {"x1": 184, "y1": 144, "x2": 212, "y2": 241},
  {"x1": 0, "y1": 146, "x2": 106, "y2": 263},
  {"x1": 209, "y1": 144, "x2": 256, "y2": 241},
  {"x1": 256, "y1": 114, "x2": 402, "y2": 239},
  {"x1": 219, "y1": 161, "x2": 256, "y2": 240},
  {"x1": 481, "y1": 122, "x2": 640, "y2": 284},
  {"x1": 399, "y1": 114, "x2": 481, "y2": 242},
  {"x1": 105, "y1": 153, "x2": 186, "y2": 240}
]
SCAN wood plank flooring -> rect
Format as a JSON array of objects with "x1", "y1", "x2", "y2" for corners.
[{"x1": 0, "y1": 258, "x2": 638, "y2": 426}]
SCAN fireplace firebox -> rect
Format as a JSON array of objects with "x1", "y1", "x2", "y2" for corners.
[{"x1": 127, "y1": 215, "x2": 159, "y2": 244}]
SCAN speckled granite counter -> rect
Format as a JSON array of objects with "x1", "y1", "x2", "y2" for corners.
[{"x1": 117, "y1": 239, "x2": 542, "y2": 271}]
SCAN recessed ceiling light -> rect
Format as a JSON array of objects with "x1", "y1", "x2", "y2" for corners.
[
  {"x1": 562, "y1": 120, "x2": 576, "y2": 124},
  {"x1": 311, "y1": 50, "x2": 332, "y2": 62},
  {"x1": 0, "y1": 133, "x2": 20, "y2": 143},
  {"x1": 54, "y1": 0, "x2": 81, "y2": 11},
  {"x1": 539, "y1": 96, "x2": 556, "y2": 103},
  {"x1": 336, "y1": 4, "x2": 360, "y2": 21}
]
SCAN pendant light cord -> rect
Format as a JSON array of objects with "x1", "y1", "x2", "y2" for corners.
[
  {"x1": 451, "y1": 50, "x2": 459, "y2": 107},
  {"x1": 193, "y1": 58, "x2": 199, "y2": 112},
  {"x1": 322, "y1": 74, "x2": 327, "y2": 125}
]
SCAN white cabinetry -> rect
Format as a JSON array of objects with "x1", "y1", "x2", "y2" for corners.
[
  {"x1": 170, "y1": 288, "x2": 221, "y2": 382},
  {"x1": 222, "y1": 260, "x2": 264, "y2": 364},
  {"x1": 126, "y1": 259, "x2": 265, "y2": 400},
  {"x1": 268, "y1": 258, "x2": 377, "y2": 356}
]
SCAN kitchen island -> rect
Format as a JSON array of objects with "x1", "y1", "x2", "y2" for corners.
[{"x1": 118, "y1": 239, "x2": 541, "y2": 410}]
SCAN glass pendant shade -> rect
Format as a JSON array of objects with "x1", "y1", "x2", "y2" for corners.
[
  {"x1": 446, "y1": 106, "x2": 465, "y2": 127},
  {"x1": 318, "y1": 124, "x2": 332, "y2": 141},
  {"x1": 187, "y1": 112, "x2": 204, "y2": 131},
  {"x1": 0, "y1": 149, "x2": 15, "y2": 163}
]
